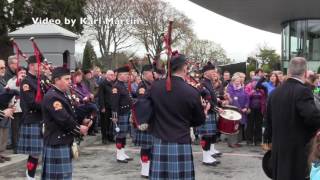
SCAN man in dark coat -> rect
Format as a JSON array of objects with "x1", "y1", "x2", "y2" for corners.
[
  {"x1": 98, "y1": 70, "x2": 115, "y2": 143},
  {"x1": 149, "y1": 53, "x2": 206, "y2": 180},
  {"x1": 264, "y1": 57, "x2": 320, "y2": 180}
]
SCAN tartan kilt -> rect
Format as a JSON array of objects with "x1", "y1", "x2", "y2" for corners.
[
  {"x1": 115, "y1": 113, "x2": 130, "y2": 138},
  {"x1": 197, "y1": 113, "x2": 217, "y2": 136},
  {"x1": 134, "y1": 130, "x2": 153, "y2": 149},
  {"x1": 150, "y1": 137, "x2": 195, "y2": 180},
  {"x1": 17, "y1": 123, "x2": 43, "y2": 156},
  {"x1": 41, "y1": 144, "x2": 72, "y2": 180}
]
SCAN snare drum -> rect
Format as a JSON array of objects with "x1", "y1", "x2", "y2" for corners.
[{"x1": 218, "y1": 106, "x2": 242, "y2": 135}]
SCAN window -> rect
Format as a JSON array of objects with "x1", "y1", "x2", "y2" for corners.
[
  {"x1": 282, "y1": 24, "x2": 290, "y2": 61},
  {"x1": 306, "y1": 20, "x2": 320, "y2": 61}
]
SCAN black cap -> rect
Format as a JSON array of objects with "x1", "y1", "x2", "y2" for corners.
[
  {"x1": 170, "y1": 54, "x2": 187, "y2": 70},
  {"x1": 82, "y1": 69, "x2": 91, "y2": 75},
  {"x1": 141, "y1": 65, "x2": 153, "y2": 73},
  {"x1": 52, "y1": 67, "x2": 70, "y2": 80},
  {"x1": 27, "y1": 55, "x2": 44, "y2": 64},
  {"x1": 202, "y1": 62, "x2": 215, "y2": 73},
  {"x1": 116, "y1": 65, "x2": 130, "y2": 73}
]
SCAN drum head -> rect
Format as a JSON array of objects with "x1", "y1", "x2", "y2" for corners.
[
  {"x1": 223, "y1": 105, "x2": 240, "y2": 112},
  {"x1": 219, "y1": 109, "x2": 242, "y2": 121}
]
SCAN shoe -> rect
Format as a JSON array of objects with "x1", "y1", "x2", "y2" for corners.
[
  {"x1": 0, "y1": 158, "x2": 4, "y2": 163},
  {"x1": 209, "y1": 144, "x2": 222, "y2": 157},
  {"x1": 212, "y1": 154, "x2": 221, "y2": 158},
  {"x1": 26, "y1": 170, "x2": 36, "y2": 180},
  {"x1": 202, "y1": 161, "x2": 218, "y2": 166},
  {"x1": 108, "y1": 139, "x2": 115, "y2": 143},
  {"x1": 246, "y1": 141, "x2": 254, "y2": 146},
  {"x1": 202, "y1": 150, "x2": 219, "y2": 166},
  {"x1": 6, "y1": 144, "x2": 13, "y2": 150},
  {"x1": 214, "y1": 159, "x2": 221, "y2": 164},
  {"x1": 102, "y1": 139, "x2": 108, "y2": 144},
  {"x1": 0, "y1": 155, "x2": 11, "y2": 161},
  {"x1": 117, "y1": 159, "x2": 128, "y2": 163},
  {"x1": 254, "y1": 141, "x2": 262, "y2": 146}
]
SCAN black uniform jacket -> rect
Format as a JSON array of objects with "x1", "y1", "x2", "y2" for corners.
[
  {"x1": 111, "y1": 80, "x2": 132, "y2": 116},
  {"x1": 42, "y1": 86, "x2": 81, "y2": 146},
  {"x1": 150, "y1": 76, "x2": 206, "y2": 144},
  {"x1": 20, "y1": 72, "x2": 42, "y2": 124}
]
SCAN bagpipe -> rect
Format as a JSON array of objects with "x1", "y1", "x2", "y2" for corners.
[{"x1": 68, "y1": 78, "x2": 98, "y2": 123}]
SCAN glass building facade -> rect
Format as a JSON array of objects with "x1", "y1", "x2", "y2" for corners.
[{"x1": 282, "y1": 20, "x2": 320, "y2": 72}]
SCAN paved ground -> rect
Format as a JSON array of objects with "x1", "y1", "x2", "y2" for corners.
[{"x1": 0, "y1": 139, "x2": 269, "y2": 180}]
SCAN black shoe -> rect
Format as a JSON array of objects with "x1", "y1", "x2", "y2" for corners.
[
  {"x1": 88, "y1": 132, "x2": 96, "y2": 136},
  {"x1": 6, "y1": 144, "x2": 13, "y2": 150},
  {"x1": 102, "y1": 139, "x2": 108, "y2": 144},
  {"x1": 214, "y1": 160, "x2": 221, "y2": 164},
  {"x1": 246, "y1": 141, "x2": 254, "y2": 146},
  {"x1": 212, "y1": 154, "x2": 222, "y2": 158},
  {"x1": 202, "y1": 162, "x2": 218, "y2": 166},
  {"x1": 125, "y1": 157, "x2": 133, "y2": 161},
  {"x1": 141, "y1": 175, "x2": 149, "y2": 179},
  {"x1": 0, "y1": 155, "x2": 11, "y2": 161},
  {"x1": 117, "y1": 159, "x2": 128, "y2": 163},
  {"x1": 108, "y1": 138, "x2": 115, "y2": 142},
  {"x1": 254, "y1": 141, "x2": 261, "y2": 146}
]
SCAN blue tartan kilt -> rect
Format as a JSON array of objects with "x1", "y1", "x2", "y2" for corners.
[
  {"x1": 134, "y1": 130, "x2": 153, "y2": 149},
  {"x1": 17, "y1": 123, "x2": 43, "y2": 156},
  {"x1": 41, "y1": 144, "x2": 72, "y2": 180},
  {"x1": 150, "y1": 137, "x2": 195, "y2": 180},
  {"x1": 115, "y1": 113, "x2": 130, "y2": 138},
  {"x1": 197, "y1": 113, "x2": 217, "y2": 136}
]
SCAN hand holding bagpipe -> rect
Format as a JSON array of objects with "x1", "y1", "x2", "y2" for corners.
[
  {"x1": 82, "y1": 118, "x2": 93, "y2": 128},
  {"x1": 1, "y1": 108, "x2": 15, "y2": 119}
]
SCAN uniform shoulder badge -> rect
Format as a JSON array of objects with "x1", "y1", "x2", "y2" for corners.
[
  {"x1": 138, "y1": 88, "x2": 145, "y2": 95},
  {"x1": 22, "y1": 84, "x2": 30, "y2": 91},
  {"x1": 112, "y1": 88, "x2": 118, "y2": 94},
  {"x1": 53, "y1": 101, "x2": 63, "y2": 111}
]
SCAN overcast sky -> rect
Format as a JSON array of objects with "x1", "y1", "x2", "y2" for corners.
[
  {"x1": 167, "y1": 0, "x2": 281, "y2": 61},
  {"x1": 76, "y1": 0, "x2": 281, "y2": 62}
]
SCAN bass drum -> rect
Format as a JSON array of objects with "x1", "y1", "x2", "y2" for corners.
[{"x1": 218, "y1": 105, "x2": 242, "y2": 135}]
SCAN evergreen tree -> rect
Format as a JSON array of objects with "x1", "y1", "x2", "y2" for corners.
[{"x1": 82, "y1": 41, "x2": 97, "y2": 70}]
